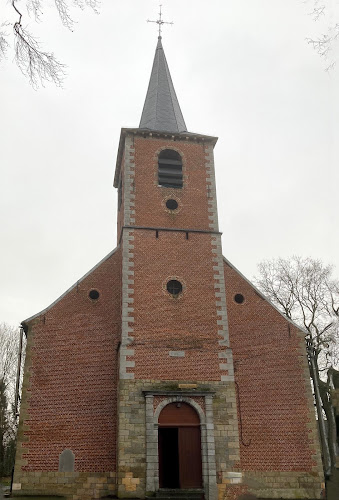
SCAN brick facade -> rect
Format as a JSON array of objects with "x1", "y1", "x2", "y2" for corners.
[
  {"x1": 13, "y1": 248, "x2": 122, "y2": 498},
  {"x1": 13, "y1": 129, "x2": 324, "y2": 500},
  {"x1": 223, "y1": 258, "x2": 324, "y2": 498}
]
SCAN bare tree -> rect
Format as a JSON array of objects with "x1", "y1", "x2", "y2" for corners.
[
  {"x1": 0, "y1": 324, "x2": 19, "y2": 395},
  {"x1": 304, "y1": 1, "x2": 339, "y2": 70},
  {"x1": 0, "y1": 323, "x2": 25, "y2": 478},
  {"x1": 0, "y1": 1, "x2": 99, "y2": 89},
  {"x1": 254, "y1": 256, "x2": 339, "y2": 475}
]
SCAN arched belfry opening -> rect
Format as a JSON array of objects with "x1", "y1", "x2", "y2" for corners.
[
  {"x1": 158, "y1": 402, "x2": 202, "y2": 489},
  {"x1": 158, "y1": 149, "x2": 183, "y2": 188}
]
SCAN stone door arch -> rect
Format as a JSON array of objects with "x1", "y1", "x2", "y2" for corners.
[
  {"x1": 158, "y1": 402, "x2": 202, "y2": 488},
  {"x1": 143, "y1": 391, "x2": 217, "y2": 500}
]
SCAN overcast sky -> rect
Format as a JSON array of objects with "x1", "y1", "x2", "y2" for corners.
[{"x1": 1, "y1": 0, "x2": 338, "y2": 328}]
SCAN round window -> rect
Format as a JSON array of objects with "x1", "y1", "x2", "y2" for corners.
[
  {"x1": 166, "y1": 280, "x2": 183, "y2": 297},
  {"x1": 166, "y1": 199, "x2": 178, "y2": 210},
  {"x1": 89, "y1": 289, "x2": 100, "y2": 300},
  {"x1": 234, "y1": 293, "x2": 244, "y2": 304}
]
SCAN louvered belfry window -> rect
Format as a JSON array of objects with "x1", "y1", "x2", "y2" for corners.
[{"x1": 158, "y1": 149, "x2": 183, "y2": 188}]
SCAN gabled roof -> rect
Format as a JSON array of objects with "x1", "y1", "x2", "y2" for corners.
[
  {"x1": 22, "y1": 246, "x2": 120, "y2": 328},
  {"x1": 222, "y1": 256, "x2": 308, "y2": 335},
  {"x1": 139, "y1": 36, "x2": 187, "y2": 133}
]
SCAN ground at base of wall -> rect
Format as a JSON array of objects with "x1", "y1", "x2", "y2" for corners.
[
  {"x1": 10, "y1": 496, "x2": 117, "y2": 499},
  {"x1": 10, "y1": 497, "x2": 66, "y2": 499},
  {"x1": 326, "y1": 469, "x2": 339, "y2": 500},
  {"x1": 7, "y1": 493, "x2": 325, "y2": 500}
]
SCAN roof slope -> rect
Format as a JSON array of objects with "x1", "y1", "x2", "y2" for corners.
[
  {"x1": 222, "y1": 255, "x2": 308, "y2": 335},
  {"x1": 139, "y1": 36, "x2": 187, "y2": 133},
  {"x1": 22, "y1": 246, "x2": 120, "y2": 325}
]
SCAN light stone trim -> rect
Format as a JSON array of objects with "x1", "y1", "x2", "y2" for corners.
[
  {"x1": 145, "y1": 394, "x2": 217, "y2": 500},
  {"x1": 123, "y1": 135, "x2": 136, "y2": 226},
  {"x1": 120, "y1": 230, "x2": 135, "y2": 379},
  {"x1": 205, "y1": 144, "x2": 219, "y2": 232},
  {"x1": 204, "y1": 143, "x2": 234, "y2": 383},
  {"x1": 169, "y1": 350, "x2": 185, "y2": 357},
  {"x1": 120, "y1": 135, "x2": 136, "y2": 380},
  {"x1": 222, "y1": 471, "x2": 243, "y2": 484},
  {"x1": 211, "y1": 234, "x2": 234, "y2": 382}
]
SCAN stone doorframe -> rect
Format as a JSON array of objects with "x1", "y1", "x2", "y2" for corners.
[{"x1": 143, "y1": 390, "x2": 217, "y2": 500}]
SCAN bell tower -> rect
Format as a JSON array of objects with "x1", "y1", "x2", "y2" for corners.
[{"x1": 114, "y1": 34, "x2": 241, "y2": 500}]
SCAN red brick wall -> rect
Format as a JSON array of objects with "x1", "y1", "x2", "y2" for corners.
[
  {"x1": 21, "y1": 248, "x2": 122, "y2": 472},
  {"x1": 224, "y1": 259, "x2": 317, "y2": 471},
  {"x1": 119, "y1": 135, "x2": 225, "y2": 381},
  {"x1": 132, "y1": 136, "x2": 212, "y2": 231},
  {"x1": 129, "y1": 230, "x2": 223, "y2": 381}
]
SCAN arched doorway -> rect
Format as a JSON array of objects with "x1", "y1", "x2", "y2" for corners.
[{"x1": 158, "y1": 402, "x2": 202, "y2": 489}]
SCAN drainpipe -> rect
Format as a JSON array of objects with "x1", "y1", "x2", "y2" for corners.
[{"x1": 14, "y1": 326, "x2": 24, "y2": 417}]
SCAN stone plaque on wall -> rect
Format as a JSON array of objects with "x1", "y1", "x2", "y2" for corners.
[{"x1": 58, "y1": 449, "x2": 75, "y2": 472}]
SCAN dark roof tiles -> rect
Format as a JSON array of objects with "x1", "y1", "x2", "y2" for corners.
[{"x1": 139, "y1": 37, "x2": 187, "y2": 133}]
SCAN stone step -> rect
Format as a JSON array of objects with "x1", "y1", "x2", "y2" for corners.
[
  {"x1": 153, "y1": 489, "x2": 204, "y2": 499},
  {"x1": 151, "y1": 497, "x2": 203, "y2": 500}
]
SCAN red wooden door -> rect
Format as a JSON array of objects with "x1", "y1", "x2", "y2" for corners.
[
  {"x1": 158, "y1": 403, "x2": 202, "y2": 489},
  {"x1": 179, "y1": 426, "x2": 202, "y2": 488}
]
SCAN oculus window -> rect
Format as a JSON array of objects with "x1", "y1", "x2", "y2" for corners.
[{"x1": 167, "y1": 280, "x2": 183, "y2": 297}]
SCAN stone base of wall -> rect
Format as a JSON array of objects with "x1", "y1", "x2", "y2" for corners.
[
  {"x1": 241, "y1": 470, "x2": 324, "y2": 499},
  {"x1": 218, "y1": 483, "x2": 248, "y2": 500},
  {"x1": 11, "y1": 469, "x2": 324, "y2": 500},
  {"x1": 12, "y1": 471, "x2": 116, "y2": 499}
]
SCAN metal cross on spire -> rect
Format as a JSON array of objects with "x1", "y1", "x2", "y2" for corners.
[{"x1": 147, "y1": 5, "x2": 173, "y2": 38}]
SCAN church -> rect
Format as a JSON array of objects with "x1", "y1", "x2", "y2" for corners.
[{"x1": 13, "y1": 31, "x2": 324, "y2": 500}]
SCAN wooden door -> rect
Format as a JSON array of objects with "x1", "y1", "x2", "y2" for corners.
[
  {"x1": 158, "y1": 403, "x2": 202, "y2": 489},
  {"x1": 179, "y1": 426, "x2": 202, "y2": 488}
]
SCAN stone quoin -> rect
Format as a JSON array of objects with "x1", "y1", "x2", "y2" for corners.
[{"x1": 13, "y1": 33, "x2": 324, "y2": 500}]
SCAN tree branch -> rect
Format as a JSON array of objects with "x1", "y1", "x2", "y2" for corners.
[
  {"x1": 8, "y1": 0, "x2": 99, "y2": 87},
  {"x1": 14, "y1": 23, "x2": 66, "y2": 89}
]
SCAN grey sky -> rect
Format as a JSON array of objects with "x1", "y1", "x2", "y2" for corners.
[{"x1": 1, "y1": 0, "x2": 338, "y2": 327}]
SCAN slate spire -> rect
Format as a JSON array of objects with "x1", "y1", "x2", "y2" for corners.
[{"x1": 139, "y1": 36, "x2": 187, "y2": 133}]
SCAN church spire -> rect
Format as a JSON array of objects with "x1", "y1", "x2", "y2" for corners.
[{"x1": 139, "y1": 36, "x2": 187, "y2": 133}]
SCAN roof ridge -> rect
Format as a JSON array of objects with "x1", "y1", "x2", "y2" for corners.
[
  {"x1": 139, "y1": 37, "x2": 187, "y2": 133},
  {"x1": 163, "y1": 45, "x2": 181, "y2": 131}
]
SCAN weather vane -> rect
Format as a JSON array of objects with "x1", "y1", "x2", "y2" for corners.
[{"x1": 147, "y1": 5, "x2": 173, "y2": 37}]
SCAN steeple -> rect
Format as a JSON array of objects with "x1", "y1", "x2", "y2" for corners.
[{"x1": 139, "y1": 36, "x2": 187, "y2": 133}]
